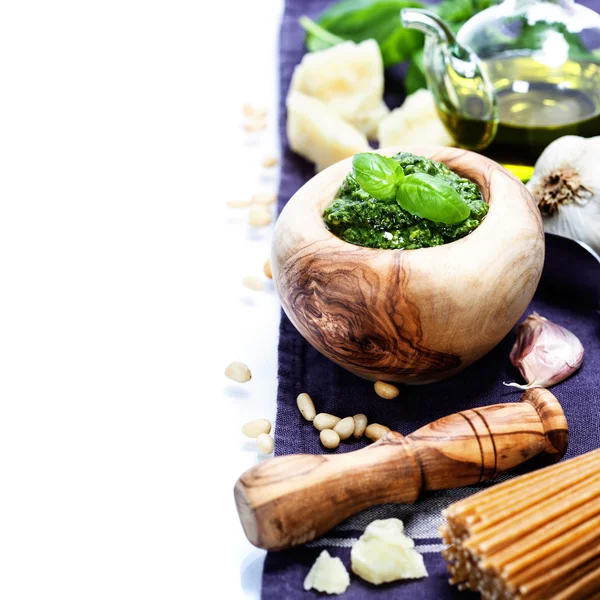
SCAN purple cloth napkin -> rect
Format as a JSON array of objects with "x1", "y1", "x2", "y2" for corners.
[{"x1": 262, "y1": 2, "x2": 600, "y2": 597}]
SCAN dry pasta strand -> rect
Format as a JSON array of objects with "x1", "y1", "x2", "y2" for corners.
[{"x1": 442, "y1": 450, "x2": 600, "y2": 600}]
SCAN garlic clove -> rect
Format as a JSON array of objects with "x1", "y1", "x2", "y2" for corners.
[{"x1": 504, "y1": 313, "x2": 584, "y2": 390}]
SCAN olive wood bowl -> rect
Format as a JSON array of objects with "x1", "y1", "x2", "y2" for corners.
[{"x1": 272, "y1": 147, "x2": 544, "y2": 384}]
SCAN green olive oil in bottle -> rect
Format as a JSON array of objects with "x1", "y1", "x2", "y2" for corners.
[
  {"x1": 481, "y1": 54, "x2": 600, "y2": 163},
  {"x1": 401, "y1": 5, "x2": 600, "y2": 177}
]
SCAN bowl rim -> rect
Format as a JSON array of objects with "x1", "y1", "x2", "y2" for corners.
[{"x1": 282, "y1": 145, "x2": 521, "y2": 257}]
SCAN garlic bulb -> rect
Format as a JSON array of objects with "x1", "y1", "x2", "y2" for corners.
[
  {"x1": 504, "y1": 313, "x2": 584, "y2": 390},
  {"x1": 527, "y1": 135, "x2": 600, "y2": 254}
]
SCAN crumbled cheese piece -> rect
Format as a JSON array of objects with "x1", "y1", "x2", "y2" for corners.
[
  {"x1": 351, "y1": 518, "x2": 428, "y2": 585},
  {"x1": 303, "y1": 550, "x2": 350, "y2": 595},
  {"x1": 289, "y1": 40, "x2": 388, "y2": 139},
  {"x1": 377, "y1": 89, "x2": 453, "y2": 148},
  {"x1": 286, "y1": 92, "x2": 369, "y2": 172}
]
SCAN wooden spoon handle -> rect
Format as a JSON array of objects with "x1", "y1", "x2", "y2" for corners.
[{"x1": 234, "y1": 389, "x2": 567, "y2": 551}]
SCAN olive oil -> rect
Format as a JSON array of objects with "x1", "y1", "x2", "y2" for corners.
[{"x1": 441, "y1": 53, "x2": 600, "y2": 164}]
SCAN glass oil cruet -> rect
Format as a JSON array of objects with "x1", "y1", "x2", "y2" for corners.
[{"x1": 401, "y1": 0, "x2": 600, "y2": 167}]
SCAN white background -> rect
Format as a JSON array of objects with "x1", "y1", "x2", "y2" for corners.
[{"x1": 1, "y1": 1, "x2": 284, "y2": 598}]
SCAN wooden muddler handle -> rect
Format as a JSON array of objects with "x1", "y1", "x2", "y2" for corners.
[{"x1": 234, "y1": 388, "x2": 568, "y2": 551}]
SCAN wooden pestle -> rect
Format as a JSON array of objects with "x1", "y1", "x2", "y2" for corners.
[{"x1": 234, "y1": 388, "x2": 568, "y2": 551}]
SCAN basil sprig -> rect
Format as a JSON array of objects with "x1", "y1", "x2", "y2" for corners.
[
  {"x1": 352, "y1": 153, "x2": 404, "y2": 201},
  {"x1": 351, "y1": 153, "x2": 471, "y2": 225},
  {"x1": 398, "y1": 172, "x2": 471, "y2": 224}
]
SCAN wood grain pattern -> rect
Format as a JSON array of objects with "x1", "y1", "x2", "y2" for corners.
[
  {"x1": 234, "y1": 390, "x2": 567, "y2": 551},
  {"x1": 272, "y1": 146, "x2": 544, "y2": 384},
  {"x1": 234, "y1": 432, "x2": 421, "y2": 551}
]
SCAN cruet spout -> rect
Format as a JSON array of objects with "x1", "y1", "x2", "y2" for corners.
[{"x1": 400, "y1": 9, "x2": 498, "y2": 151}]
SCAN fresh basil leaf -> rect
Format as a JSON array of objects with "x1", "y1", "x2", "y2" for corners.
[
  {"x1": 436, "y1": 0, "x2": 475, "y2": 24},
  {"x1": 509, "y1": 20, "x2": 591, "y2": 60},
  {"x1": 300, "y1": 17, "x2": 346, "y2": 52},
  {"x1": 404, "y1": 48, "x2": 426, "y2": 94},
  {"x1": 397, "y1": 172, "x2": 471, "y2": 224},
  {"x1": 380, "y1": 26, "x2": 423, "y2": 66},
  {"x1": 434, "y1": 0, "x2": 500, "y2": 24},
  {"x1": 306, "y1": 0, "x2": 425, "y2": 66},
  {"x1": 352, "y1": 153, "x2": 405, "y2": 201}
]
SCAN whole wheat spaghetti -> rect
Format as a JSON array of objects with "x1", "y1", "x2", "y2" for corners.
[{"x1": 441, "y1": 449, "x2": 600, "y2": 600}]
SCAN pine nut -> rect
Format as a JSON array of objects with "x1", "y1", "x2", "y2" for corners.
[
  {"x1": 353, "y1": 414, "x2": 368, "y2": 438},
  {"x1": 374, "y1": 381, "x2": 400, "y2": 399},
  {"x1": 365, "y1": 423, "x2": 391, "y2": 442},
  {"x1": 252, "y1": 191, "x2": 277, "y2": 206},
  {"x1": 226, "y1": 198, "x2": 251, "y2": 209},
  {"x1": 243, "y1": 117, "x2": 267, "y2": 132},
  {"x1": 297, "y1": 393, "x2": 316, "y2": 421},
  {"x1": 248, "y1": 205, "x2": 272, "y2": 227},
  {"x1": 263, "y1": 258, "x2": 272, "y2": 279},
  {"x1": 242, "y1": 418, "x2": 271, "y2": 438},
  {"x1": 242, "y1": 276, "x2": 264, "y2": 291},
  {"x1": 314, "y1": 413, "x2": 341, "y2": 431},
  {"x1": 256, "y1": 433, "x2": 274, "y2": 455},
  {"x1": 320, "y1": 429, "x2": 340, "y2": 449},
  {"x1": 225, "y1": 361, "x2": 251, "y2": 383},
  {"x1": 261, "y1": 155, "x2": 279, "y2": 168},
  {"x1": 333, "y1": 417, "x2": 355, "y2": 441},
  {"x1": 243, "y1": 103, "x2": 268, "y2": 118}
]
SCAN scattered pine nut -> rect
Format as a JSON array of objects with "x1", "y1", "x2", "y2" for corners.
[
  {"x1": 353, "y1": 414, "x2": 368, "y2": 439},
  {"x1": 242, "y1": 418, "x2": 272, "y2": 438},
  {"x1": 252, "y1": 191, "x2": 277, "y2": 206},
  {"x1": 261, "y1": 155, "x2": 279, "y2": 168},
  {"x1": 314, "y1": 413, "x2": 341, "y2": 431},
  {"x1": 243, "y1": 118, "x2": 267, "y2": 132},
  {"x1": 333, "y1": 417, "x2": 355, "y2": 441},
  {"x1": 297, "y1": 393, "x2": 316, "y2": 421},
  {"x1": 242, "y1": 276, "x2": 264, "y2": 291},
  {"x1": 374, "y1": 381, "x2": 400, "y2": 400},
  {"x1": 226, "y1": 198, "x2": 252, "y2": 209},
  {"x1": 243, "y1": 103, "x2": 268, "y2": 118},
  {"x1": 320, "y1": 429, "x2": 340, "y2": 449},
  {"x1": 256, "y1": 432, "x2": 274, "y2": 455},
  {"x1": 365, "y1": 423, "x2": 391, "y2": 442},
  {"x1": 263, "y1": 258, "x2": 272, "y2": 279},
  {"x1": 248, "y1": 205, "x2": 272, "y2": 227},
  {"x1": 225, "y1": 361, "x2": 251, "y2": 383}
]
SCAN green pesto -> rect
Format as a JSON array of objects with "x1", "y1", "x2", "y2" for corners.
[{"x1": 323, "y1": 152, "x2": 488, "y2": 250}]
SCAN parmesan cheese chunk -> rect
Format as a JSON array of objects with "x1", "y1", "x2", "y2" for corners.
[
  {"x1": 286, "y1": 92, "x2": 369, "y2": 172},
  {"x1": 303, "y1": 550, "x2": 350, "y2": 595},
  {"x1": 351, "y1": 518, "x2": 428, "y2": 585},
  {"x1": 378, "y1": 89, "x2": 453, "y2": 148},
  {"x1": 289, "y1": 40, "x2": 388, "y2": 139}
]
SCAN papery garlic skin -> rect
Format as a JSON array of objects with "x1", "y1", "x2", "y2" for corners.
[
  {"x1": 527, "y1": 135, "x2": 600, "y2": 255},
  {"x1": 505, "y1": 313, "x2": 584, "y2": 390}
]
